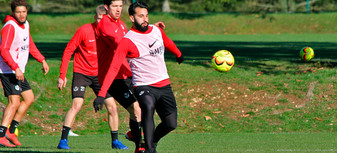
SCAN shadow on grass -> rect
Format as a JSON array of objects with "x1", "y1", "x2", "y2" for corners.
[
  {"x1": 0, "y1": 151, "x2": 78, "y2": 153},
  {"x1": 0, "y1": 149, "x2": 81, "y2": 153},
  {"x1": 34, "y1": 40, "x2": 337, "y2": 75},
  {"x1": 164, "y1": 40, "x2": 337, "y2": 74},
  {"x1": 34, "y1": 42, "x2": 67, "y2": 60}
]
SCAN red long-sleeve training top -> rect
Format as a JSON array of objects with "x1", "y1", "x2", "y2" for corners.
[
  {"x1": 95, "y1": 15, "x2": 132, "y2": 87},
  {"x1": 59, "y1": 23, "x2": 98, "y2": 80},
  {"x1": 97, "y1": 26, "x2": 181, "y2": 97}
]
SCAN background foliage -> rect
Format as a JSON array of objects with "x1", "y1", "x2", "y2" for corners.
[{"x1": 0, "y1": 0, "x2": 336, "y2": 13}]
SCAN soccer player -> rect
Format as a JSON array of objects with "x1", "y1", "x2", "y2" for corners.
[
  {"x1": 93, "y1": 0, "x2": 143, "y2": 152},
  {"x1": 94, "y1": 1, "x2": 184, "y2": 153},
  {"x1": 0, "y1": 0, "x2": 49, "y2": 147},
  {"x1": 56, "y1": 5, "x2": 128, "y2": 150},
  {"x1": 94, "y1": 1, "x2": 165, "y2": 152}
]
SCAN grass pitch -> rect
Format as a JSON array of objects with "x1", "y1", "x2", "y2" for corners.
[
  {"x1": 0, "y1": 133, "x2": 336, "y2": 153},
  {"x1": 1, "y1": 12, "x2": 337, "y2": 152},
  {"x1": 0, "y1": 33, "x2": 336, "y2": 135}
]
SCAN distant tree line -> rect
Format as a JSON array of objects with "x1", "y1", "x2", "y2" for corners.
[{"x1": 0, "y1": 0, "x2": 336, "y2": 13}]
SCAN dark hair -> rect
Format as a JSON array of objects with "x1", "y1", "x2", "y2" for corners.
[
  {"x1": 128, "y1": 1, "x2": 148, "y2": 16},
  {"x1": 96, "y1": 4, "x2": 107, "y2": 15},
  {"x1": 11, "y1": 0, "x2": 28, "y2": 12},
  {"x1": 103, "y1": 0, "x2": 123, "y2": 6}
]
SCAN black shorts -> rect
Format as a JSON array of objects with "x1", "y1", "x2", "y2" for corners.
[
  {"x1": 134, "y1": 85, "x2": 177, "y2": 117},
  {"x1": 0, "y1": 73, "x2": 31, "y2": 97},
  {"x1": 107, "y1": 77, "x2": 136, "y2": 109},
  {"x1": 72, "y1": 72, "x2": 102, "y2": 99}
]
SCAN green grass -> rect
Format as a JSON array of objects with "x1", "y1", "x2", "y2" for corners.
[
  {"x1": 2, "y1": 12, "x2": 337, "y2": 35},
  {"x1": 0, "y1": 12, "x2": 337, "y2": 152},
  {"x1": 0, "y1": 133, "x2": 336, "y2": 152},
  {"x1": 2, "y1": 33, "x2": 334, "y2": 136}
]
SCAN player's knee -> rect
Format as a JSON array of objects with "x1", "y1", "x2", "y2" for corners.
[
  {"x1": 126, "y1": 103, "x2": 141, "y2": 122},
  {"x1": 105, "y1": 98, "x2": 118, "y2": 112},
  {"x1": 165, "y1": 113, "x2": 177, "y2": 130},
  {"x1": 9, "y1": 101, "x2": 20, "y2": 109},
  {"x1": 25, "y1": 97, "x2": 34, "y2": 105},
  {"x1": 166, "y1": 120, "x2": 177, "y2": 131},
  {"x1": 8, "y1": 95, "x2": 21, "y2": 107},
  {"x1": 134, "y1": 103, "x2": 141, "y2": 116},
  {"x1": 140, "y1": 101, "x2": 154, "y2": 113},
  {"x1": 71, "y1": 98, "x2": 84, "y2": 111},
  {"x1": 105, "y1": 104, "x2": 117, "y2": 114}
]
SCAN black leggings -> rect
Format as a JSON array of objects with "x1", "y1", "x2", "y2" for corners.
[{"x1": 135, "y1": 86, "x2": 177, "y2": 150}]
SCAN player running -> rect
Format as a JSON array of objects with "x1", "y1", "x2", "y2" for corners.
[
  {"x1": 0, "y1": 0, "x2": 49, "y2": 147},
  {"x1": 56, "y1": 5, "x2": 128, "y2": 150},
  {"x1": 93, "y1": 1, "x2": 184, "y2": 153}
]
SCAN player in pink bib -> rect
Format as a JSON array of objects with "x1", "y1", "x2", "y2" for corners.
[
  {"x1": 0, "y1": 0, "x2": 49, "y2": 147},
  {"x1": 93, "y1": 2, "x2": 184, "y2": 153}
]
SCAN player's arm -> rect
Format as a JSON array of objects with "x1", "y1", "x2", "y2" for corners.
[
  {"x1": 0, "y1": 25, "x2": 20, "y2": 70},
  {"x1": 0, "y1": 24, "x2": 23, "y2": 81},
  {"x1": 29, "y1": 34, "x2": 49, "y2": 75},
  {"x1": 58, "y1": 28, "x2": 82, "y2": 90},
  {"x1": 99, "y1": 22, "x2": 119, "y2": 45},
  {"x1": 159, "y1": 28, "x2": 184, "y2": 64},
  {"x1": 94, "y1": 38, "x2": 132, "y2": 112},
  {"x1": 154, "y1": 21, "x2": 165, "y2": 29}
]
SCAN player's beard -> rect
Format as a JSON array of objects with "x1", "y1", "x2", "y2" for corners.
[
  {"x1": 134, "y1": 18, "x2": 148, "y2": 32},
  {"x1": 14, "y1": 16, "x2": 27, "y2": 25}
]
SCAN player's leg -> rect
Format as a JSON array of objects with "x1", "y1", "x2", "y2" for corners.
[
  {"x1": 104, "y1": 97, "x2": 129, "y2": 149},
  {"x1": 108, "y1": 78, "x2": 142, "y2": 152},
  {"x1": 58, "y1": 73, "x2": 88, "y2": 149},
  {"x1": 6, "y1": 88, "x2": 35, "y2": 146},
  {"x1": 57, "y1": 98, "x2": 84, "y2": 149},
  {"x1": 125, "y1": 102, "x2": 143, "y2": 152},
  {"x1": 134, "y1": 86, "x2": 157, "y2": 152},
  {"x1": 105, "y1": 97, "x2": 119, "y2": 132},
  {"x1": 8, "y1": 78, "x2": 34, "y2": 134},
  {"x1": 61, "y1": 98, "x2": 84, "y2": 136},
  {"x1": 152, "y1": 85, "x2": 177, "y2": 150},
  {"x1": 1, "y1": 95, "x2": 21, "y2": 129},
  {"x1": 91, "y1": 76, "x2": 128, "y2": 149},
  {"x1": 0, "y1": 95, "x2": 20, "y2": 147},
  {"x1": 0, "y1": 74, "x2": 23, "y2": 147}
]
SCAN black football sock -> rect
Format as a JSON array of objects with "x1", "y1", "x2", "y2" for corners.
[
  {"x1": 130, "y1": 119, "x2": 141, "y2": 148},
  {"x1": 61, "y1": 126, "x2": 71, "y2": 140},
  {"x1": 0, "y1": 126, "x2": 7, "y2": 137},
  {"x1": 111, "y1": 130, "x2": 118, "y2": 142},
  {"x1": 9, "y1": 120, "x2": 19, "y2": 134}
]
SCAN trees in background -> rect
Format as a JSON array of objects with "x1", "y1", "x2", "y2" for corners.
[{"x1": 0, "y1": 0, "x2": 336, "y2": 13}]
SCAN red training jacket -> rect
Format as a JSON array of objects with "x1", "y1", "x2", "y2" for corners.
[
  {"x1": 59, "y1": 23, "x2": 98, "y2": 80},
  {"x1": 95, "y1": 15, "x2": 132, "y2": 91}
]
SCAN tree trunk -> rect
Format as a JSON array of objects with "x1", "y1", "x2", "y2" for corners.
[
  {"x1": 279, "y1": 0, "x2": 288, "y2": 12},
  {"x1": 32, "y1": 0, "x2": 42, "y2": 12},
  {"x1": 288, "y1": 0, "x2": 296, "y2": 12},
  {"x1": 162, "y1": 0, "x2": 170, "y2": 12}
]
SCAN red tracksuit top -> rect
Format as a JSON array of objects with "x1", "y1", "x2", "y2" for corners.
[
  {"x1": 97, "y1": 26, "x2": 181, "y2": 97},
  {"x1": 95, "y1": 15, "x2": 132, "y2": 86},
  {"x1": 59, "y1": 23, "x2": 98, "y2": 80},
  {"x1": 0, "y1": 15, "x2": 45, "y2": 71}
]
